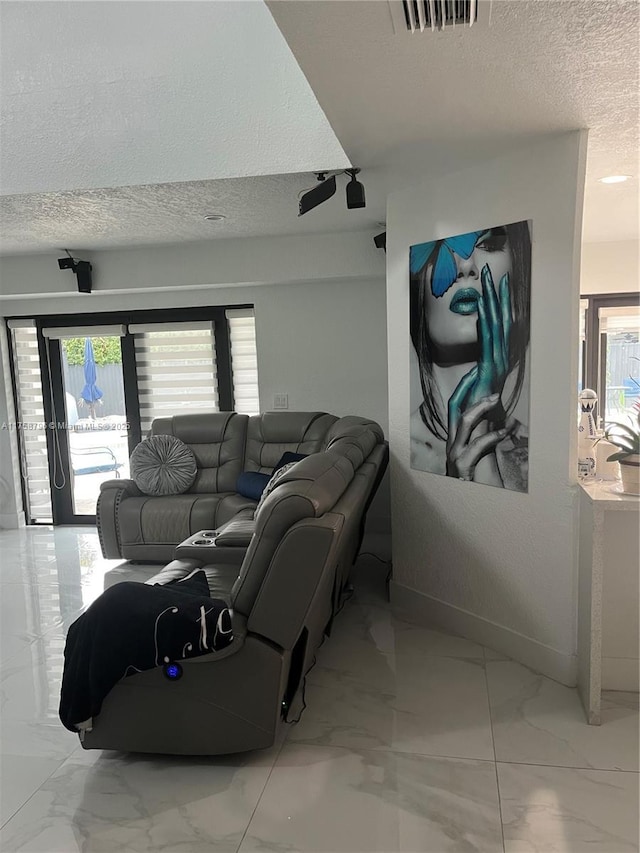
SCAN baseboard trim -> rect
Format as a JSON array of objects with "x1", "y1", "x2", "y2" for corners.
[
  {"x1": 390, "y1": 580, "x2": 577, "y2": 686},
  {"x1": 0, "y1": 511, "x2": 25, "y2": 529}
]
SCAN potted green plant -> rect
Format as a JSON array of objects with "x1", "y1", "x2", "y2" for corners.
[{"x1": 605, "y1": 410, "x2": 640, "y2": 494}]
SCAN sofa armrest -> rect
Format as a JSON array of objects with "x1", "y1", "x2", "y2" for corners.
[
  {"x1": 171, "y1": 509, "x2": 255, "y2": 563},
  {"x1": 99, "y1": 478, "x2": 143, "y2": 498},
  {"x1": 214, "y1": 513, "x2": 256, "y2": 547},
  {"x1": 97, "y1": 479, "x2": 142, "y2": 558}
]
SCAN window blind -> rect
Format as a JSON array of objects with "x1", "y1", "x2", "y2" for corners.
[
  {"x1": 132, "y1": 322, "x2": 219, "y2": 434},
  {"x1": 9, "y1": 324, "x2": 53, "y2": 522},
  {"x1": 42, "y1": 325, "x2": 126, "y2": 340},
  {"x1": 227, "y1": 309, "x2": 260, "y2": 415}
]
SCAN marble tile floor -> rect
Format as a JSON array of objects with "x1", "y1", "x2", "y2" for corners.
[{"x1": 0, "y1": 526, "x2": 637, "y2": 852}]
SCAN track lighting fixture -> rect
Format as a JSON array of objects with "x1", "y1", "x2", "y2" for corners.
[
  {"x1": 345, "y1": 168, "x2": 366, "y2": 209},
  {"x1": 298, "y1": 173, "x2": 337, "y2": 216},
  {"x1": 298, "y1": 169, "x2": 366, "y2": 216},
  {"x1": 374, "y1": 232, "x2": 386, "y2": 251},
  {"x1": 58, "y1": 250, "x2": 93, "y2": 294}
]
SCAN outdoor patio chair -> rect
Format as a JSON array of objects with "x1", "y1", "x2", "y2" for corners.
[{"x1": 70, "y1": 446, "x2": 123, "y2": 477}]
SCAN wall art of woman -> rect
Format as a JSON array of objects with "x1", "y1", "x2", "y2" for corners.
[{"x1": 409, "y1": 220, "x2": 531, "y2": 492}]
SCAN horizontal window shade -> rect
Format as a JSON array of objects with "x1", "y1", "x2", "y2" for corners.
[
  {"x1": 9, "y1": 326, "x2": 53, "y2": 522},
  {"x1": 138, "y1": 401, "x2": 216, "y2": 415},
  {"x1": 227, "y1": 309, "x2": 259, "y2": 415},
  {"x1": 7, "y1": 319, "x2": 36, "y2": 330},
  {"x1": 133, "y1": 325, "x2": 218, "y2": 434},
  {"x1": 128, "y1": 322, "x2": 213, "y2": 334},
  {"x1": 134, "y1": 344, "x2": 215, "y2": 358},
  {"x1": 130, "y1": 363, "x2": 215, "y2": 375},
  {"x1": 42, "y1": 325, "x2": 126, "y2": 339},
  {"x1": 137, "y1": 378, "x2": 215, "y2": 389}
]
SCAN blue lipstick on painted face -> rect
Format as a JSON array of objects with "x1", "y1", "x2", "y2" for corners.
[{"x1": 449, "y1": 288, "x2": 480, "y2": 315}]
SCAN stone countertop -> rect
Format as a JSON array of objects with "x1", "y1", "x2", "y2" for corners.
[{"x1": 579, "y1": 479, "x2": 640, "y2": 509}]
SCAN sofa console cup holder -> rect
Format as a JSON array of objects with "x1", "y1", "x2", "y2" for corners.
[{"x1": 192, "y1": 538, "x2": 215, "y2": 546}]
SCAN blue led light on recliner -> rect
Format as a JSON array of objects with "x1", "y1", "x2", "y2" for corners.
[{"x1": 163, "y1": 662, "x2": 183, "y2": 680}]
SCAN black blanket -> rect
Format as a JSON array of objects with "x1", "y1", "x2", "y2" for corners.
[{"x1": 59, "y1": 571, "x2": 232, "y2": 733}]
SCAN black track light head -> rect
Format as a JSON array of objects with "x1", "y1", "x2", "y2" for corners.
[
  {"x1": 298, "y1": 174, "x2": 337, "y2": 216},
  {"x1": 374, "y1": 231, "x2": 386, "y2": 251},
  {"x1": 57, "y1": 251, "x2": 93, "y2": 293},
  {"x1": 345, "y1": 168, "x2": 366, "y2": 209}
]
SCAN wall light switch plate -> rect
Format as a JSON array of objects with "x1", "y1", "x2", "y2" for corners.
[{"x1": 273, "y1": 393, "x2": 288, "y2": 410}]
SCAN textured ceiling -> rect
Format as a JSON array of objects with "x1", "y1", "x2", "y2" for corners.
[
  {"x1": 0, "y1": 172, "x2": 385, "y2": 254},
  {"x1": 267, "y1": 0, "x2": 640, "y2": 243},
  {"x1": 1, "y1": 0, "x2": 638, "y2": 254},
  {"x1": 0, "y1": 1, "x2": 349, "y2": 195}
]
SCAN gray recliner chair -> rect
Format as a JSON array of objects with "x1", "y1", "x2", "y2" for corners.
[{"x1": 98, "y1": 412, "x2": 254, "y2": 563}]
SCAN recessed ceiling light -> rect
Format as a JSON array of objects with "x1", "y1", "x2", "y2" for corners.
[
  {"x1": 599, "y1": 175, "x2": 631, "y2": 184},
  {"x1": 203, "y1": 214, "x2": 226, "y2": 221}
]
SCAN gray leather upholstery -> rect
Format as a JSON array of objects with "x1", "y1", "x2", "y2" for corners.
[
  {"x1": 172, "y1": 510, "x2": 255, "y2": 565},
  {"x1": 82, "y1": 631, "x2": 286, "y2": 755},
  {"x1": 325, "y1": 426, "x2": 380, "y2": 469},
  {"x1": 244, "y1": 412, "x2": 338, "y2": 473},
  {"x1": 116, "y1": 492, "x2": 256, "y2": 563},
  {"x1": 324, "y1": 415, "x2": 384, "y2": 447},
  {"x1": 232, "y1": 452, "x2": 354, "y2": 616},
  {"x1": 152, "y1": 412, "x2": 247, "y2": 494},
  {"x1": 212, "y1": 512, "x2": 256, "y2": 547},
  {"x1": 83, "y1": 414, "x2": 388, "y2": 756}
]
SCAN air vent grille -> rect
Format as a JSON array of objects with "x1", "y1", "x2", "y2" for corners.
[{"x1": 401, "y1": 0, "x2": 477, "y2": 31}]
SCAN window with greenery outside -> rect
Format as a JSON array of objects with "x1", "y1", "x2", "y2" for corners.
[
  {"x1": 61, "y1": 337, "x2": 123, "y2": 419},
  {"x1": 61, "y1": 337, "x2": 122, "y2": 366}
]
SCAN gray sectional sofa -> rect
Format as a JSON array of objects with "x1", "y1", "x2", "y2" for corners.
[
  {"x1": 83, "y1": 411, "x2": 388, "y2": 755},
  {"x1": 97, "y1": 411, "x2": 371, "y2": 562}
]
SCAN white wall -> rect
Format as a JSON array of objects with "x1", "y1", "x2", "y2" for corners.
[
  {"x1": 0, "y1": 230, "x2": 390, "y2": 531},
  {"x1": 581, "y1": 241, "x2": 639, "y2": 295},
  {"x1": 387, "y1": 132, "x2": 587, "y2": 684},
  {"x1": 0, "y1": 231, "x2": 382, "y2": 299},
  {"x1": 0, "y1": 231, "x2": 387, "y2": 427}
]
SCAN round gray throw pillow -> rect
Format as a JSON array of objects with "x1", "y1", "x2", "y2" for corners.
[{"x1": 130, "y1": 435, "x2": 197, "y2": 496}]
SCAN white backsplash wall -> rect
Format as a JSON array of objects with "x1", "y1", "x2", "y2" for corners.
[{"x1": 386, "y1": 132, "x2": 588, "y2": 684}]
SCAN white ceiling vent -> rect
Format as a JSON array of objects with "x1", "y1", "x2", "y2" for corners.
[{"x1": 389, "y1": 0, "x2": 478, "y2": 33}]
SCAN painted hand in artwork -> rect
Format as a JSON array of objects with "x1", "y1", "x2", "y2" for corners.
[{"x1": 445, "y1": 265, "x2": 513, "y2": 482}]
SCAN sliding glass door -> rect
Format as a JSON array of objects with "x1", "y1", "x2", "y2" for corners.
[
  {"x1": 41, "y1": 325, "x2": 132, "y2": 523},
  {"x1": 60, "y1": 332, "x2": 129, "y2": 517}
]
